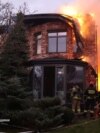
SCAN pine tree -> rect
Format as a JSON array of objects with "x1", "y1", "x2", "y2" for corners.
[{"x1": 0, "y1": 12, "x2": 30, "y2": 98}]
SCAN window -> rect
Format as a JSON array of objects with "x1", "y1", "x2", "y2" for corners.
[
  {"x1": 48, "y1": 32, "x2": 67, "y2": 53},
  {"x1": 66, "y1": 65, "x2": 84, "y2": 104},
  {"x1": 33, "y1": 66, "x2": 42, "y2": 99},
  {"x1": 36, "y1": 34, "x2": 42, "y2": 54},
  {"x1": 67, "y1": 65, "x2": 84, "y2": 84},
  {"x1": 56, "y1": 66, "x2": 65, "y2": 104},
  {"x1": 56, "y1": 67, "x2": 64, "y2": 91}
]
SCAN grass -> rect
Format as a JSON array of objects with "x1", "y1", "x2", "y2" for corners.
[{"x1": 49, "y1": 118, "x2": 100, "y2": 133}]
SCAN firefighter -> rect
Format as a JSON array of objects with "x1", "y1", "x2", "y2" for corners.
[
  {"x1": 71, "y1": 84, "x2": 81, "y2": 113},
  {"x1": 84, "y1": 83, "x2": 98, "y2": 114}
]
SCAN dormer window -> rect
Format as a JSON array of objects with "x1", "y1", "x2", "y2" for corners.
[{"x1": 48, "y1": 32, "x2": 67, "y2": 53}]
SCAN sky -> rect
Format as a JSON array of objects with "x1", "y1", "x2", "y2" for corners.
[{"x1": 2, "y1": 0, "x2": 74, "y2": 13}]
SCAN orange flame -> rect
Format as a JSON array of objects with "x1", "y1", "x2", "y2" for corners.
[
  {"x1": 59, "y1": 5, "x2": 100, "y2": 91},
  {"x1": 60, "y1": 6, "x2": 95, "y2": 38},
  {"x1": 60, "y1": 5, "x2": 79, "y2": 16}
]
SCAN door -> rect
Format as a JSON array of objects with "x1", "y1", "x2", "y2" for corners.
[{"x1": 43, "y1": 66, "x2": 55, "y2": 97}]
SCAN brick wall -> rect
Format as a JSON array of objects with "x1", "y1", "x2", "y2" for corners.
[
  {"x1": 0, "y1": 18, "x2": 97, "y2": 73},
  {"x1": 26, "y1": 19, "x2": 97, "y2": 75},
  {"x1": 26, "y1": 21, "x2": 75, "y2": 60}
]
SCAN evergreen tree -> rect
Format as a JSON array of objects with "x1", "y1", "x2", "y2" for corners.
[{"x1": 0, "y1": 12, "x2": 30, "y2": 98}]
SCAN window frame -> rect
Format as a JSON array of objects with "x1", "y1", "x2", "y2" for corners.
[
  {"x1": 35, "y1": 33, "x2": 42, "y2": 55},
  {"x1": 48, "y1": 31, "x2": 67, "y2": 53}
]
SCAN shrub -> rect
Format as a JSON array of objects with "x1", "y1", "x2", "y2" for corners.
[
  {"x1": 7, "y1": 107, "x2": 42, "y2": 128},
  {"x1": 33, "y1": 111, "x2": 63, "y2": 131},
  {"x1": 6, "y1": 96, "x2": 29, "y2": 111},
  {"x1": 0, "y1": 98, "x2": 7, "y2": 111},
  {"x1": 0, "y1": 97, "x2": 74, "y2": 130},
  {"x1": 33, "y1": 97, "x2": 61, "y2": 109},
  {"x1": 61, "y1": 106, "x2": 75, "y2": 124}
]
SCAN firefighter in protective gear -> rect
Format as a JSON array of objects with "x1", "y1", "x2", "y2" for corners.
[
  {"x1": 71, "y1": 84, "x2": 81, "y2": 113},
  {"x1": 84, "y1": 83, "x2": 98, "y2": 113}
]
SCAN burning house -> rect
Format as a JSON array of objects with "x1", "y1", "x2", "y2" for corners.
[
  {"x1": 0, "y1": 13, "x2": 97, "y2": 105},
  {"x1": 23, "y1": 13, "x2": 97, "y2": 104}
]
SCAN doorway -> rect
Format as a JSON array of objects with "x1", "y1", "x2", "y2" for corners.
[{"x1": 43, "y1": 66, "x2": 55, "y2": 97}]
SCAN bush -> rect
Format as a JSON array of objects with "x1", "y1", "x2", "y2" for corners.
[
  {"x1": 6, "y1": 96, "x2": 31, "y2": 111},
  {"x1": 1, "y1": 107, "x2": 42, "y2": 128},
  {"x1": 33, "y1": 97, "x2": 61, "y2": 109},
  {"x1": 45, "y1": 105, "x2": 62, "y2": 119},
  {"x1": 0, "y1": 98, "x2": 7, "y2": 111},
  {"x1": 0, "y1": 97, "x2": 74, "y2": 130},
  {"x1": 61, "y1": 106, "x2": 75, "y2": 124},
  {"x1": 33, "y1": 110, "x2": 63, "y2": 131}
]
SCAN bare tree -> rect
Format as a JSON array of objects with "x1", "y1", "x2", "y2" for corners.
[
  {"x1": 0, "y1": 0, "x2": 14, "y2": 52},
  {"x1": 18, "y1": 2, "x2": 30, "y2": 14},
  {"x1": 0, "y1": 0, "x2": 31, "y2": 52},
  {"x1": 0, "y1": 0, "x2": 14, "y2": 26}
]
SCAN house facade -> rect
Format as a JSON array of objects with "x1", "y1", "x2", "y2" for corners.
[{"x1": 1, "y1": 13, "x2": 96, "y2": 105}]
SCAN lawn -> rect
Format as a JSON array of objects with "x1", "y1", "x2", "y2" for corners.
[{"x1": 49, "y1": 118, "x2": 100, "y2": 133}]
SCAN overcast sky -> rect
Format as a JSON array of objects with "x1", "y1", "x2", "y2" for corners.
[{"x1": 2, "y1": 0, "x2": 74, "y2": 14}]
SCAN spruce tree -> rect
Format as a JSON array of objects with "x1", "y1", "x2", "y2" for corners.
[{"x1": 0, "y1": 12, "x2": 30, "y2": 98}]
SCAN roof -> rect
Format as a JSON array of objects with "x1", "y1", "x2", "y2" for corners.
[
  {"x1": 24, "y1": 13, "x2": 73, "y2": 26},
  {"x1": 26, "y1": 57, "x2": 97, "y2": 77},
  {"x1": 27, "y1": 58, "x2": 87, "y2": 66}
]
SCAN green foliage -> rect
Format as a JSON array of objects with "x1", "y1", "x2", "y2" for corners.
[
  {"x1": 0, "y1": 97, "x2": 74, "y2": 131},
  {"x1": 61, "y1": 106, "x2": 74, "y2": 124},
  {"x1": 0, "y1": 98, "x2": 7, "y2": 111},
  {"x1": 6, "y1": 96, "x2": 25, "y2": 111},
  {"x1": 0, "y1": 14, "x2": 75, "y2": 130},
  {"x1": 33, "y1": 97, "x2": 61, "y2": 109},
  {"x1": 0, "y1": 12, "x2": 29, "y2": 90},
  {"x1": 0, "y1": 10, "x2": 33, "y2": 126},
  {"x1": 18, "y1": 97, "x2": 74, "y2": 130},
  {"x1": 33, "y1": 97, "x2": 74, "y2": 130},
  {"x1": 0, "y1": 12, "x2": 31, "y2": 114},
  {"x1": 0, "y1": 97, "x2": 33, "y2": 112},
  {"x1": 9, "y1": 108, "x2": 41, "y2": 128}
]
